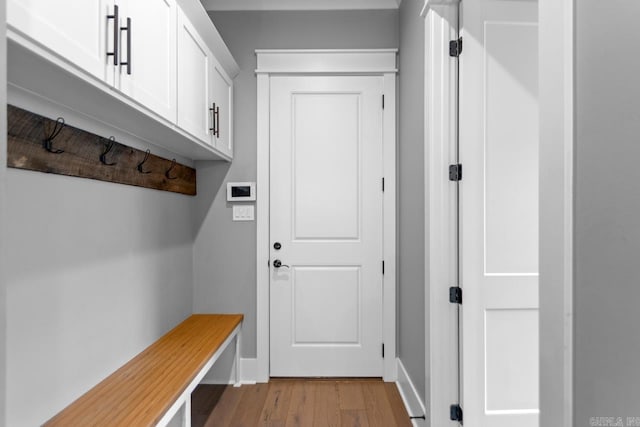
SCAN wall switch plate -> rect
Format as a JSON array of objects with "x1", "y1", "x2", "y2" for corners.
[{"x1": 233, "y1": 205, "x2": 255, "y2": 221}]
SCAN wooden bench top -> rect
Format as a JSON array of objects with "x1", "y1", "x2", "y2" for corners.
[{"x1": 45, "y1": 314, "x2": 243, "y2": 427}]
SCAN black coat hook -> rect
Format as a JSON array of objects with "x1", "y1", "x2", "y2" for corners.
[
  {"x1": 137, "y1": 149, "x2": 152, "y2": 174},
  {"x1": 165, "y1": 159, "x2": 177, "y2": 180},
  {"x1": 42, "y1": 117, "x2": 65, "y2": 154},
  {"x1": 100, "y1": 136, "x2": 117, "y2": 166}
]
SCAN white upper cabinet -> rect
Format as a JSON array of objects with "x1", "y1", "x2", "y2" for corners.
[
  {"x1": 177, "y1": 9, "x2": 214, "y2": 145},
  {"x1": 7, "y1": 0, "x2": 238, "y2": 161},
  {"x1": 211, "y1": 58, "x2": 233, "y2": 157},
  {"x1": 177, "y1": 9, "x2": 234, "y2": 157},
  {"x1": 117, "y1": 0, "x2": 177, "y2": 122},
  {"x1": 7, "y1": 0, "x2": 110, "y2": 81}
]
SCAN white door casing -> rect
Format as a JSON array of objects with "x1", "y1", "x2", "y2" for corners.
[
  {"x1": 255, "y1": 50, "x2": 397, "y2": 382},
  {"x1": 269, "y1": 75, "x2": 384, "y2": 377},
  {"x1": 422, "y1": 2, "x2": 461, "y2": 426},
  {"x1": 460, "y1": 1, "x2": 539, "y2": 426}
]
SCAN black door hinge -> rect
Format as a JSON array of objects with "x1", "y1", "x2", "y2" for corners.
[
  {"x1": 382, "y1": 94, "x2": 385, "y2": 109},
  {"x1": 382, "y1": 343, "x2": 385, "y2": 358},
  {"x1": 450, "y1": 404, "x2": 463, "y2": 422},
  {"x1": 449, "y1": 286, "x2": 462, "y2": 304},
  {"x1": 382, "y1": 177, "x2": 385, "y2": 192},
  {"x1": 382, "y1": 261, "x2": 385, "y2": 275},
  {"x1": 449, "y1": 37, "x2": 463, "y2": 57},
  {"x1": 449, "y1": 164, "x2": 462, "y2": 181}
]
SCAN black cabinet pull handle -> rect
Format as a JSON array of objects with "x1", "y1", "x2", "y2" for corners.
[
  {"x1": 106, "y1": 5, "x2": 119, "y2": 66},
  {"x1": 120, "y1": 17, "x2": 132, "y2": 75},
  {"x1": 209, "y1": 103, "x2": 216, "y2": 132},
  {"x1": 214, "y1": 104, "x2": 220, "y2": 138}
]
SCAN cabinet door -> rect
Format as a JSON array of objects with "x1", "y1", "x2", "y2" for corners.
[
  {"x1": 117, "y1": 0, "x2": 177, "y2": 122},
  {"x1": 177, "y1": 9, "x2": 214, "y2": 146},
  {"x1": 211, "y1": 59, "x2": 233, "y2": 157},
  {"x1": 8, "y1": 0, "x2": 110, "y2": 81}
]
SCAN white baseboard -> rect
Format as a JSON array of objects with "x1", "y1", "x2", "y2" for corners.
[
  {"x1": 199, "y1": 354, "x2": 258, "y2": 386},
  {"x1": 396, "y1": 359, "x2": 427, "y2": 426}
]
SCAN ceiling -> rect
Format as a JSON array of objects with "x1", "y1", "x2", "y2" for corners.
[{"x1": 202, "y1": 0, "x2": 402, "y2": 11}]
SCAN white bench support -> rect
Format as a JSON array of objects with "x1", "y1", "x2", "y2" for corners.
[{"x1": 156, "y1": 323, "x2": 242, "y2": 427}]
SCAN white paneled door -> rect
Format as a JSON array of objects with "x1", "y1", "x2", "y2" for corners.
[
  {"x1": 269, "y1": 76, "x2": 384, "y2": 377},
  {"x1": 460, "y1": 0, "x2": 539, "y2": 426}
]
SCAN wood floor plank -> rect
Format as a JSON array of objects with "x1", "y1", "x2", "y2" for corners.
[
  {"x1": 340, "y1": 409, "x2": 370, "y2": 427},
  {"x1": 204, "y1": 385, "x2": 245, "y2": 427},
  {"x1": 193, "y1": 385, "x2": 226, "y2": 427},
  {"x1": 195, "y1": 379, "x2": 412, "y2": 427},
  {"x1": 284, "y1": 381, "x2": 316, "y2": 427},
  {"x1": 383, "y1": 383, "x2": 413, "y2": 427},
  {"x1": 230, "y1": 383, "x2": 270, "y2": 427},
  {"x1": 313, "y1": 382, "x2": 341, "y2": 427},
  {"x1": 337, "y1": 382, "x2": 365, "y2": 410},
  {"x1": 361, "y1": 381, "x2": 397, "y2": 427},
  {"x1": 259, "y1": 380, "x2": 294, "y2": 426}
]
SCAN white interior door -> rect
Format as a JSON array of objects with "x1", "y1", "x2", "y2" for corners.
[
  {"x1": 460, "y1": 0, "x2": 539, "y2": 425},
  {"x1": 269, "y1": 75, "x2": 384, "y2": 377}
]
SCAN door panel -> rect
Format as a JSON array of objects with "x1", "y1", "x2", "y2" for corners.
[
  {"x1": 460, "y1": 0, "x2": 539, "y2": 425},
  {"x1": 270, "y1": 76, "x2": 383, "y2": 377},
  {"x1": 292, "y1": 267, "x2": 360, "y2": 344},
  {"x1": 484, "y1": 22, "x2": 539, "y2": 275},
  {"x1": 292, "y1": 93, "x2": 361, "y2": 240}
]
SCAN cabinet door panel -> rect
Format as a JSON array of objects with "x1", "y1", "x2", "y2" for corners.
[
  {"x1": 8, "y1": 0, "x2": 109, "y2": 80},
  {"x1": 177, "y1": 10, "x2": 213, "y2": 145},
  {"x1": 211, "y1": 60, "x2": 233, "y2": 157},
  {"x1": 118, "y1": 0, "x2": 177, "y2": 122}
]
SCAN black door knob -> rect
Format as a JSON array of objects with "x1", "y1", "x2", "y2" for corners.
[{"x1": 273, "y1": 259, "x2": 290, "y2": 269}]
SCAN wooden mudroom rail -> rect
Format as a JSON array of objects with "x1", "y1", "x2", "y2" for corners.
[{"x1": 7, "y1": 105, "x2": 197, "y2": 196}]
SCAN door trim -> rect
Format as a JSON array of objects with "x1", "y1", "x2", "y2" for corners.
[
  {"x1": 423, "y1": 0, "x2": 576, "y2": 424},
  {"x1": 539, "y1": 0, "x2": 575, "y2": 425},
  {"x1": 422, "y1": 3, "x2": 460, "y2": 426},
  {"x1": 255, "y1": 49, "x2": 398, "y2": 382}
]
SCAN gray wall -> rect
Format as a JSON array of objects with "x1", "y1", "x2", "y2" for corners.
[
  {"x1": 398, "y1": 0, "x2": 426, "y2": 404},
  {"x1": 0, "y1": 0, "x2": 7, "y2": 424},
  {"x1": 539, "y1": 0, "x2": 571, "y2": 425},
  {"x1": 3, "y1": 108, "x2": 194, "y2": 425},
  {"x1": 194, "y1": 10, "x2": 399, "y2": 358},
  {"x1": 574, "y1": 1, "x2": 640, "y2": 424}
]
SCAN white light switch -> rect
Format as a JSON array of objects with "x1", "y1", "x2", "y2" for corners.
[{"x1": 233, "y1": 204, "x2": 255, "y2": 221}]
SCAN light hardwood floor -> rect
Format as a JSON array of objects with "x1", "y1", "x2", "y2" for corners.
[{"x1": 192, "y1": 379, "x2": 414, "y2": 427}]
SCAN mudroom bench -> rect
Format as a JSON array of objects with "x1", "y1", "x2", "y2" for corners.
[{"x1": 44, "y1": 314, "x2": 243, "y2": 427}]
